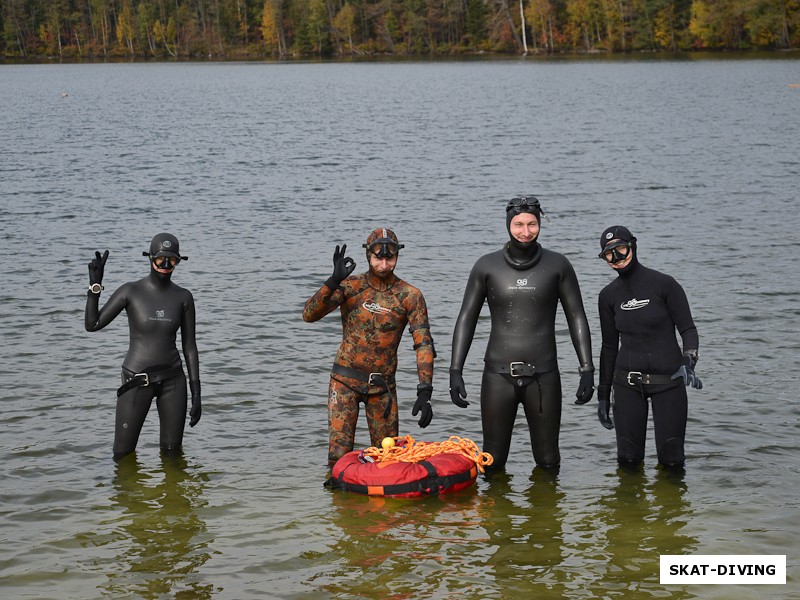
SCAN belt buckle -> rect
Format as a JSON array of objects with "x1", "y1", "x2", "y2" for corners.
[
  {"x1": 134, "y1": 372, "x2": 150, "y2": 386},
  {"x1": 509, "y1": 362, "x2": 524, "y2": 377},
  {"x1": 627, "y1": 371, "x2": 642, "y2": 386},
  {"x1": 368, "y1": 373, "x2": 382, "y2": 386}
]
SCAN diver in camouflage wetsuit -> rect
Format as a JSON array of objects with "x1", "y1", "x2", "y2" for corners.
[{"x1": 303, "y1": 229, "x2": 435, "y2": 475}]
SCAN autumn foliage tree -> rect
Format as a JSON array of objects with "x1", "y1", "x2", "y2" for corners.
[{"x1": 1, "y1": 0, "x2": 797, "y2": 58}]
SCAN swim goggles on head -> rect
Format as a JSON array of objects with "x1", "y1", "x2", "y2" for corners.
[
  {"x1": 364, "y1": 239, "x2": 404, "y2": 259},
  {"x1": 599, "y1": 240, "x2": 632, "y2": 263}
]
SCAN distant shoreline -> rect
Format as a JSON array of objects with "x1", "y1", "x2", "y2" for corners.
[{"x1": 3, "y1": 48, "x2": 799, "y2": 66}]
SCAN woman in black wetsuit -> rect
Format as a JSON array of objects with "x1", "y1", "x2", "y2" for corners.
[
  {"x1": 85, "y1": 233, "x2": 201, "y2": 459},
  {"x1": 449, "y1": 197, "x2": 595, "y2": 472},
  {"x1": 596, "y1": 225, "x2": 702, "y2": 470}
]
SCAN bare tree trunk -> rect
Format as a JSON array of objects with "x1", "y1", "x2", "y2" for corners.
[
  {"x1": 519, "y1": 0, "x2": 527, "y2": 54},
  {"x1": 503, "y1": 0, "x2": 522, "y2": 50},
  {"x1": 215, "y1": 0, "x2": 224, "y2": 55},
  {"x1": 243, "y1": 0, "x2": 249, "y2": 44},
  {"x1": 175, "y1": 0, "x2": 181, "y2": 55},
  {"x1": 16, "y1": 19, "x2": 28, "y2": 57},
  {"x1": 778, "y1": 0, "x2": 790, "y2": 47},
  {"x1": 326, "y1": 0, "x2": 343, "y2": 54},
  {"x1": 540, "y1": 14, "x2": 547, "y2": 50},
  {"x1": 278, "y1": 10, "x2": 287, "y2": 57}
]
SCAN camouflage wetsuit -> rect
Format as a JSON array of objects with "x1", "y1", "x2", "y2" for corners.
[{"x1": 303, "y1": 270, "x2": 434, "y2": 468}]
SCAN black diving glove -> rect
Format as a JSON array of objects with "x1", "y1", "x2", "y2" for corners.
[
  {"x1": 671, "y1": 353, "x2": 703, "y2": 389},
  {"x1": 449, "y1": 370, "x2": 469, "y2": 408},
  {"x1": 88, "y1": 250, "x2": 109, "y2": 285},
  {"x1": 574, "y1": 369, "x2": 595, "y2": 405},
  {"x1": 597, "y1": 385, "x2": 614, "y2": 430},
  {"x1": 189, "y1": 380, "x2": 202, "y2": 427},
  {"x1": 324, "y1": 244, "x2": 356, "y2": 290},
  {"x1": 412, "y1": 384, "x2": 433, "y2": 428}
]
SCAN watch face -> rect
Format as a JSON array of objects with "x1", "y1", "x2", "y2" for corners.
[{"x1": 90, "y1": 283, "x2": 103, "y2": 293}]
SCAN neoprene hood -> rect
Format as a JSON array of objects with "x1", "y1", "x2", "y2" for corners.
[
  {"x1": 363, "y1": 228, "x2": 403, "y2": 258},
  {"x1": 600, "y1": 225, "x2": 636, "y2": 249},
  {"x1": 144, "y1": 233, "x2": 188, "y2": 260}
]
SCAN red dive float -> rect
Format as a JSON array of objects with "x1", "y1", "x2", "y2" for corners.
[{"x1": 330, "y1": 435, "x2": 493, "y2": 498}]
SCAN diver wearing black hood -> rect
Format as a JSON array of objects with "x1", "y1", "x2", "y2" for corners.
[
  {"x1": 596, "y1": 225, "x2": 702, "y2": 470},
  {"x1": 85, "y1": 233, "x2": 201, "y2": 459},
  {"x1": 449, "y1": 197, "x2": 595, "y2": 471}
]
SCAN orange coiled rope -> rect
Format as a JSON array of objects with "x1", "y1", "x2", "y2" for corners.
[{"x1": 363, "y1": 435, "x2": 494, "y2": 473}]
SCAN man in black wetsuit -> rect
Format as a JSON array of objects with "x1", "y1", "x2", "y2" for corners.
[
  {"x1": 449, "y1": 197, "x2": 595, "y2": 471},
  {"x1": 596, "y1": 225, "x2": 702, "y2": 471},
  {"x1": 85, "y1": 233, "x2": 201, "y2": 459}
]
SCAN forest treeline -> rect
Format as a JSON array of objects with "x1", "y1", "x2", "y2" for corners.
[{"x1": 2, "y1": 0, "x2": 798, "y2": 59}]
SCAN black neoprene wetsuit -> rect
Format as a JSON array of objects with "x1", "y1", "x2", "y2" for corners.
[
  {"x1": 451, "y1": 242, "x2": 593, "y2": 469},
  {"x1": 598, "y1": 260, "x2": 698, "y2": 466},
  {"x1": 85, "y1": 270, "x2": 199, "y2": 457}
]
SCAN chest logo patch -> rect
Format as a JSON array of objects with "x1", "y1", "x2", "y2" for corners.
[
  {"x1": 149, "y1": 309, "x2": 171, "y2": 322},
  {"x1": 621, "y1": 298, "x2": 650, "y2": 311},
  {"x1": 508, "y1": 277, "x2": 535, "y2": 291},
  {"x1": 363, "y1": 301, "x2": 392, "y2": 315}
]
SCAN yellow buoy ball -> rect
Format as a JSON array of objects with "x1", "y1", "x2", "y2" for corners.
[{"x1": 381, "y1": 437, "x2": 396, "y2": 450}]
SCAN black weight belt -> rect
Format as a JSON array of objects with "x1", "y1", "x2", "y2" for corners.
[
  {"x1": 614, "y1": 369, "x2": 675, "y2": 387},
  {"x1": 117, "y1": 365, "x2": 183, "y2": 397},
  {"x1": 484, "y1": 359, "x2": 558, "y2": 377},
  {"x1": 331, "y1": 363, "x2": 395, "y2": 418}
]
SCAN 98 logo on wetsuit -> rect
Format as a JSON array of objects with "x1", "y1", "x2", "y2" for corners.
[
  {"x1": 149, "y1": 309, "x2": 172, "y2": 322},
  {"x1": 507, "y1": 277, "x2": 535, "y2": 291}
]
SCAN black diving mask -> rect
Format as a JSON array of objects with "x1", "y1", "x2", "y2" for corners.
[
  {"x1": 364, "y1": 239, "x2": 404, "y2": 259},
  {"x1": 506, "y1": 196, "x2": 550, "y2": 223},
  {"x1": 506, "y1": 196, "x2": 541, "y2": 213},
  {"x1": 153, "y1": 255, "x2": 179, "y2": 268},
  {"x1": 599, "y1": 241, "x2": 632, "y2": 264},
  {"x1": 144, "y1": 252, "x2": 187, "y2": 268}
]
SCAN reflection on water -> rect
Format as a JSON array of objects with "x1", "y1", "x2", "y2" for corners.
[
  {"x1": 312, "y1": 466, "x2": 700, "y2": 597},
  {"x1": 312, "y1": 470, "x2": 571, "y2": 598},
  {"x1": 1, "y1": 59, "x2": 797, "y2": 598},
  {"x1": 316, "y1": 490, "x2": 478, "y2": 598},
  {"x1": 480, "y1": 469, "x2": 567, "y2": 595},
  {"x1": 593, "y1": 466, "x2": 697, "y2": 598},
  {"x1": 96, "y1": 452, "x2": 215, "y2": 599}
]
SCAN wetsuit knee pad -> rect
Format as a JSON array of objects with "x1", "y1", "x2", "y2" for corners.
[
  {"x1": 617, "y1": 437, "x2": 645, "y2": 464},
  {"x1": 657, "y1": 436, "x2": 685, "y2": 466}
]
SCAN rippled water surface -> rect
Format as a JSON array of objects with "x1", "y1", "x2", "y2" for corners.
[{"x1": 1, "y1": 58, "x2": 799, "y2": 599}]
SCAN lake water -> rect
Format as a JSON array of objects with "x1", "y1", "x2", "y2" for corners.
[{"x1": 1, "y1": 57, "x2": 799, "y2": 599}]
